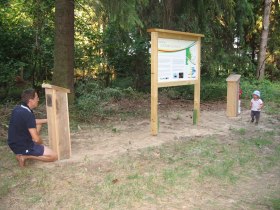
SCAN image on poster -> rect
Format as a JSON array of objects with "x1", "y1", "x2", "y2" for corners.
[{"x1": 158, "y1": 38, "x2": 198, "y2": 82}]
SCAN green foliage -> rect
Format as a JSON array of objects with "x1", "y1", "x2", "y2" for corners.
[
  {"x1": 0, "y1": 0, "x2": 55, "y2": 90},
  {"x1": 161, "y1": 77, "x2": 227, "y2": 101},
  {"x1": 161, "y1": 78, "x2": 280, "y2": 103},
  {"x1": 102, "y1": 24, "x2": 150, "y2": 90},
  {"x1": 240, "y1": 79, "x2": 280, "y2": 102},
  {"x1": 0, "y1": 0, "x2": 279, "y2": 91},
  {"x1": 270, "y1": 197, "x2": 280, "y2": 210},
  {"x1": 74, "y1": 79, "x2": 139, "y2": 121}
]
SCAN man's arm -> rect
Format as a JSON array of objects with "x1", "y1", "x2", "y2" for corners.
[
  {"x1": 28, "y1": 128, "x2": 43, "y2": 144},
  {"x1": 35, "y1": 118, "x2": 47, "y2": 133},
  {"x1": 36, "y1": 119, "x2": 47, "y2": 125}
]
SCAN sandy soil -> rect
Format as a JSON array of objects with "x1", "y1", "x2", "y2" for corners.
[
  {"x1": 1, "y1": 99, "x2": 279, "y2": 210},
  {"x1": 53, "y1": 101, "x2": 275, "y2": 166}
]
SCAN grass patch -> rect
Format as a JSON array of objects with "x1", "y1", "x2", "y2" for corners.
[
  {"x1": 270, "y1": 197, "x2": 280, "y2": 210},
  {"x1": 251, "y1": 137, "x2": 273, "y2": 148},
  {"x1": 230, "y1": 127, "x2": 247, "y2": 135}
]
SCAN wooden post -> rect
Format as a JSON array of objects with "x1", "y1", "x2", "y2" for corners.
[
  {"x1": 226, "y1": 74, "x2": 241, "y2": 117},
  {"x1": 151, "y1": 31, "x2": 159, "y2": 135},
  {"x1": 42, "y1": 84, "x2": 71, "y2": 160},
  {"x1": 193, "y1": 37, "x2": 202, "y2": 124}
]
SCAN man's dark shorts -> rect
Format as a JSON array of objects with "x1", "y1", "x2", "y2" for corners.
[{"x1": 24, "y1": 144, "x2": 44, "y2": 156}]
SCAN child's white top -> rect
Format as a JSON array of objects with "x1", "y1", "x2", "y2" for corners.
[{"x1": 251, "y1": 98, "x2": 263, "y2": 111}]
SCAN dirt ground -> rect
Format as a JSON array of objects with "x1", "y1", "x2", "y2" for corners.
[
  {"x1": 41, "y1": 100, "x2": 278, "y2": 209},
  {"x1": 59, "y1": 100, "x2": 278, "y2": 209},
  {"x1": 55, "y1": 100, "x2": 276, "y2": 165},
  {"x1": 1, "y1": 99, "x2": 279, "y2": 209}
]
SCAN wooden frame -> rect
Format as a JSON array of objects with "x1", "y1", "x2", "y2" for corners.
[
  {"x1": 42, "y1": 84, "x2": 71, "y2": 160},
  {"x1": 148, "y1": 28, "x2": 204, "y2": 136}
]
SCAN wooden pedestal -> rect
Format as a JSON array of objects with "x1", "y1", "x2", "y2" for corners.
[
  {"x1": 226, "y1": 74, "x2": 241, "y2": 117},
  {"x1": 42, "y1": 84, "x2": 71, "y2": 160}
]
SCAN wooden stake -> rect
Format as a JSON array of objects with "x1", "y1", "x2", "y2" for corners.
[
  {"x1": 194, "y1": 37, "x2": 201, "y2": 123},
  {"x1": 151, "y1": 32, "x2": 159, "y2": 136}
]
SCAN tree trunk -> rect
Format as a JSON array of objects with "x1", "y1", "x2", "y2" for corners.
[
  {"x1": 53, "y1": 0, "x2": 74, "y2": 103},
  {"x1": 257, "y1": 0, "x2": 272, "y2": 80}
]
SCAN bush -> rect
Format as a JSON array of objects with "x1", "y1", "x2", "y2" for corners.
[
  {"x1": 160, "y1": 77, "x2": 227, "y2": 101},
  {"x1": 240, "y1": 79, "x2": 280, "y2": 103},
  {"x1": 161, "y1": 77, "x2": 280, "y2": 103},
  {"x1": 74, "y1": 80, "x2": 140, "y2": 122}
]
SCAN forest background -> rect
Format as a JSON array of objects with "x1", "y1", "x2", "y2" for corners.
[
  {"x1": 0, "y1": 0, "x2": 279, "y2": 114},
  {"x1": 1, "y1": 2, "x2": 280, "y2": 209}
]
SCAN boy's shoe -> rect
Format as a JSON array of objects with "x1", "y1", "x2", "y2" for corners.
[
  {"x1": 251, "y1": 119, "x2": 254, "y2": 123},
  {"x1": 255, "y1": 122, "x2": 258, "y2": 125}
]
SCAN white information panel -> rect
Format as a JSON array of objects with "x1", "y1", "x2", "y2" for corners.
[{"x1": 158, "y1": 38, "x2": 198, "y2": 83}]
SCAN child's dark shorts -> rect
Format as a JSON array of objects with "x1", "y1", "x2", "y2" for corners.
[
  {"x1": 251, "y1": 110, "x2": 260, "y2": 118},
  {"x1": 24, "y1": 144, "x2": 44, "y2": 156}
]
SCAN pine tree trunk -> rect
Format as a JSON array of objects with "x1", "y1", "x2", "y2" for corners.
[
  {"x1": 257, "y1": 0, "x2": 272, "y2": 80},
  {"x1": 53, "y1": 0, "x2": 74, "y2": 103}
]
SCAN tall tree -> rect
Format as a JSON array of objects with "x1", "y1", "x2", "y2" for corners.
[
  {"x1": 257, "y1": 0, "x2": 272, "y2": 79},
  {"x1": 53, "y1": 0, "x2": 74, "y2": 102}
]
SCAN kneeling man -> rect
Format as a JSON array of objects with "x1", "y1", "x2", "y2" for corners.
[{"x1": 8, "y1": 88, "x2": 57, "y2": 167}]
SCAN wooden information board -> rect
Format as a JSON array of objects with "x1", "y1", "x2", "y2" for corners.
[{"x1": 148, "y1": 28, "x2": 204, "y2": 135}]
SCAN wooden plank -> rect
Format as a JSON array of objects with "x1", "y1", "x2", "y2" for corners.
[
  {"x1": 151, "y1": 31, "x2": 159, "y2": 136},
  {"x1": 42, "y1": 83, "x2": 70, "y2": 93},
  {"x1": 227, "y1": 82, "x2": 234, "y2": 116},
  {"x1": 45, "y1": 88, "x2": 59, "y2": 156},
  {"x1": 194, "y1": 82, "x2": 200, "y2": 124},
  {"x1": 158, "y1": 33, "x2": 198, "y2": 41},
  {"x1": 56, "y1": 91, "x2": 71, "y2": 159},
  {"x1": 147, "y1": 28, "x2": 204, "y2": 38},
  {"x1": 194, "y1": 37, "x2": 201, "y2": 123},
  {"x1": 226, "y1": 74, "x2": 241, "y2": 82},
  {"x1": 158, "y1": 80, "x2": 196, "y2": 88},
  {"x1": 227, "y1": 82, "x2": 239, "y2": 117}
]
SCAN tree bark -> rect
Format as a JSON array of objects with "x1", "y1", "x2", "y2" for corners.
[
  {"x1": 53, "y1": 0, "x2": 74, "y2": 103},
  {"x1": 257, "y1": 0, "x2": 272, "y2": 80}
]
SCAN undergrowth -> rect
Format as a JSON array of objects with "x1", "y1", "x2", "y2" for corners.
[
  {"x1": 73, "y1": 80, "x2": 143, "y2": 122},
  {"x1": 160, "y1": 77, "x2": 280, "y2": 102}
]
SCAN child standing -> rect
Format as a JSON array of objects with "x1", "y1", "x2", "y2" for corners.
[{"x1": 250, "y1": 90, "x2": 264, "y2": 125}]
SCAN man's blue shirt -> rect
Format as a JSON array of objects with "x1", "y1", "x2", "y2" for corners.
[{"x1": 8, "y1": 105, "x2": 36, "y2": 154}]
